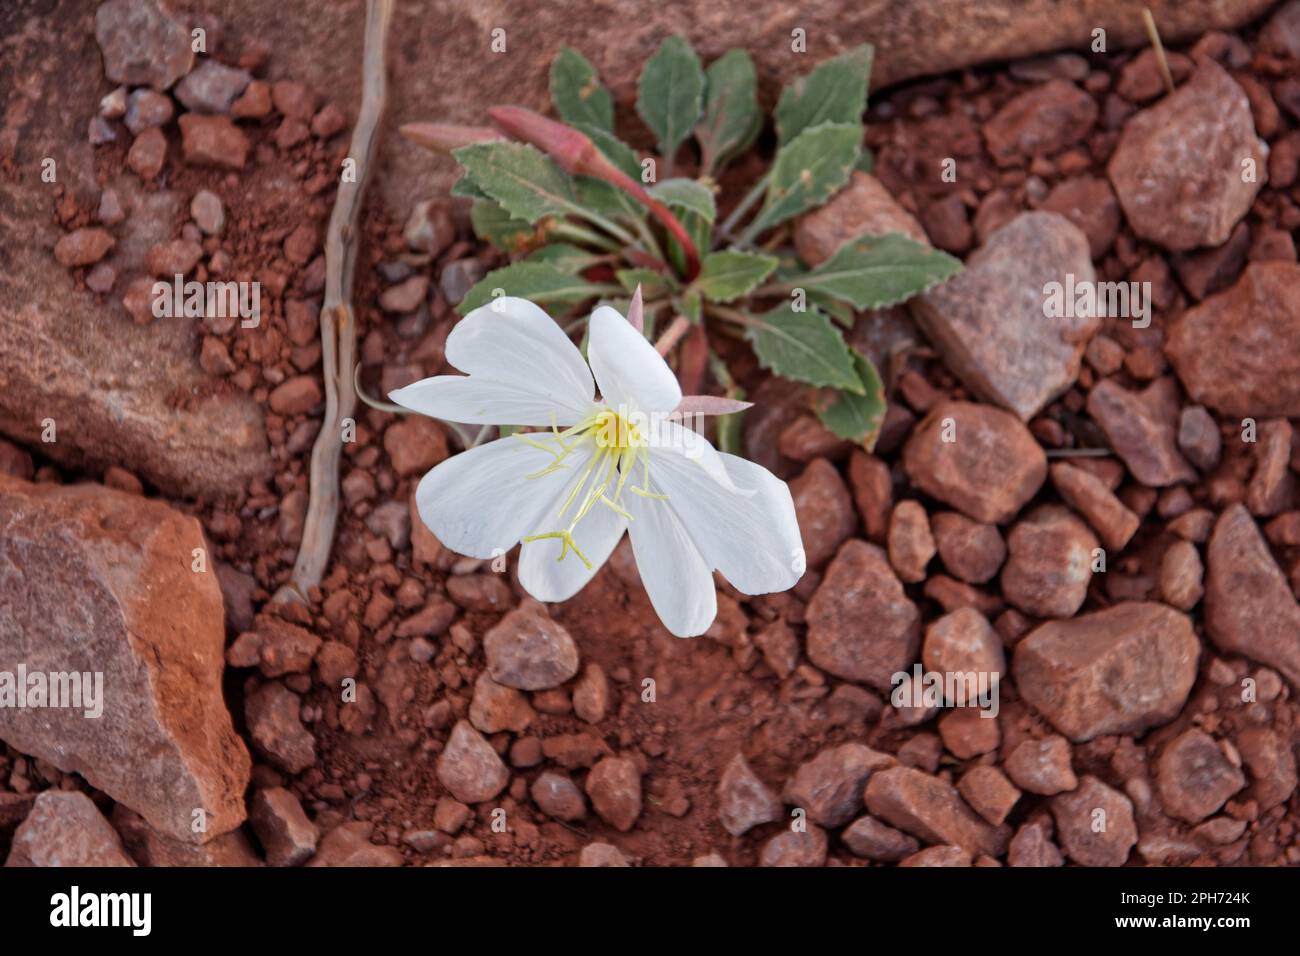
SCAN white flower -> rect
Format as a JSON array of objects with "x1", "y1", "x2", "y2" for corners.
[{"x1": 389, "y1": 296, "x2": 803, "y2": 637}]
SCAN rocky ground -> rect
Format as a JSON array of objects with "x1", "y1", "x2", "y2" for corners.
[{"x1": 1, "y1": 0, "x2": 1300, "y2": 867}]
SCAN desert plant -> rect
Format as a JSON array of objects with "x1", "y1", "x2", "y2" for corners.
[{"x1": 402, "y1": 37, "x2": 960, "y2": 449}]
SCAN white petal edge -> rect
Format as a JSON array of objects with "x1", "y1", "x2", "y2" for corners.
[
  {"x1": 587, "y1": 305, "x2": 682, "y2": 413},
  {"x1": 390, "y1": 375, "x2": 591, "y2": 426},
  {"x1": 624, "y1": 482, "x2": 717, "y2": 637},
  {"x1": 517, "y1": 497, "x2": 627, "y2": 602},
  {"x1": 647, "y1": 449, "x2": 803, "y2": 596},
  {"x1": 414, "y1": 435, "x2": 590, "y2": 559}
]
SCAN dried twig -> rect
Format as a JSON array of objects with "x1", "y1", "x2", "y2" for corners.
[
  {"x1": 275, "y1": 0, "x2": 394, "y2": 605},
  {"x1": 1142, "y1": 7, "x2": 1176, "y2": 97}
]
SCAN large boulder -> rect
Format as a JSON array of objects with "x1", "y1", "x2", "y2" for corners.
[{"x1": 0, "y1": 476, "x2": 251, "y2": 843}]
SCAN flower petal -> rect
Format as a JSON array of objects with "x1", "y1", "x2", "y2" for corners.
[
  {"x1": 624, "y1": 484, "x2": 717, "y2": 637},
  {"x1": 588, "y1": 305, "x2": 682, "y2": 413},
  {"x1": 392, "y1": 296, "x2": 594, "y2": 423},
  {"x1": 414, "y1": 434, "x2": 587, "y2": 559},
  {"x1": 647, "y1": 448, "x2": 803, "y2": 596},
  {"x1": 645, "y1": 417, "x2": 745, "y2": 494},
  {"x1": 389, "y1": 375, "x2": 588, "y2": 426},
  {"x1": 518, "y1": 497, "x2": 627, "y2": 602}
]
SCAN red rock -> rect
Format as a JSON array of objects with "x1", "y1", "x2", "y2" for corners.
[
  {"x1": 759, "y1": 825, "x2": 828, "y2": 867},
  {"x1": 1245, "y1": 419, "x2": 1295, "y2": 517},
  {"x1": 5, "y1": 791, "x2": 134, "y2": 867},
  {"x1": 1160, "y1": 539, "x2": 1205, "y2": 611},
  {"x1": 268, "y1": 375, "x2": 322, "y2": 415},
  {"x1": 94, "y1": 0, "x2": 193, "y2": 90},
  {"x1": 1156, "y1": 729, "x2": 1246, "y2": 823},
  {"x1": 252, "y1": 617, "x2": 321, "y2": 677},
  {"x1": 272, "y1": 80, "x2": 317, "y2": 121},
  {"x1": 1001, "y1": 505, "x2": 1098, "y2": 618},
  {"x1": 847, "y1": 450, "x2": 892, "y2": 542},
  {"x1": 1235, "y1": 727, "x2": 1298, "y2": 811},
  {"x1": 283, "y1": 224, "x2": 319, "y2": 265},
  {"x1": 1039, "y1": 175, "x2": 1120, "y2": 258},
  {"x1": 446, "y1": 573, "x2": 513, "y2": 612},
  {"x1": 789, "y1": 458, "x2": 857, "y2": 569},
  {"x1": 717, "y1": 753, "x2": 782, "y2": 836},
  {"x1": 179, "y1": 113, "x2": 250, "y2": 169},
  {"x1": 572, "y1": 663, "x2": 608, "y2": 723},
  {"x1": 794, "y1": 171, "x2": 927, "y2": 267},
  {"x1": 1007, "y1": 820, "x2": 1063, "y2": 867},
  {"x1": 1013, "y1": 602, "x2": 1199, "y2": 741},
  {"x1": 531, "y1": 771, "x2": 587, "y2": 822},
  {"x1": 1050, "y1": 462, "x2": 1140, "y2": 551},
  {"x1": 1261, "y1": 0, "x2": 1300, "y2": 57},
  {"x1": 1173, "y1": 221, "x2": 1251, "y2": 301},
  {"x1": 1177, "y1": 405, "x2": 1222, "y2": 472},
  {"x1": 841, "y1": 815, "x2": 919, "y2": 861},
  {"x1": 900, "y1": 845, "x2": 972, "y2": 866},
  {"x1": 437, "y1": 720, "x2": 508, "y2": 804},
  {"x1": 380, "y1": 275, "x2": 430, "y2": 313},
  {"x1": 312, "y1": 103, "x2": 347, "y2": 139},
  {"x1": 53, "y1": 227, "x2": 116, "y2": 269},
  {"x1": 468, "y1": 673, "x2": 534, "y2": 734},
  {"x1": 1115, "y1": 48, "x2": 1194, "y2": 103},
  {"x1": 902, "y1": 401, "x2": 1046, "y2": 524},
  {"x1": 384, "y1": 416, "x2": 449, "y2": 477},
  {"x1": 864, "y1": 766, "x2": 1009, "y2": 858},
  {"x1": 249, "y1": 787, "x2": 318, "y2": 866},
  {"x1": 1051, "y1": 776, "x2": 1137, "y2": 866},
  {"x1": 306, "y1": 821, "x2": 403, "y2": 867},
  {"x1": 1205, "y1": 503, "x2": 1300, "y2": 688},
  {"x1": 1108, "y1": 59, "x2": 1267, "y2": 252},
  {"x1": 145, "y1": 238, "x2": 204, "y2": 277},
  {"x1": 806, "y1": 539, "x2": 919, "y2": 691},
  {"x1": 930, "y1": 511, "x2": 1005, "y2": 584},
  {"x1": 0, "y1": 476, "x2": 250, "y2": 843},
  {"x1": 957, "y1": 766, "x2": 1020, "y2": 826},
  {"x1": 245, "y1": 681, "x2": 316, "y2": 774},
  {"x1": 175, "y1": 60, "x2": 251, "y2": 114},
  {"x1": 912, "y1": 213, "x2": 1096, "y2": 421},
  {"x1": 124, "y1": 88, "x2": 174, "y2": 134},
  {"x1": 983, "y1": 80, "x2": 1097, "y2": 166},
  {"x1": 1005, "y1": 736, "x2": 1078, "y2": 796},
  {"x1": 483, "y1": 608, "x2": 579, "y2": 690},
  {"x1": 921, "y1": 607, "x2": 1005, "y2": 694},
  {"x1": 919, "y1": 194, "x2": 972, "y2": 254},
  {"x1": 782, "y1": 743, "x2": 893, "y2": 828},
  {"x1": 231, "y1": 79, "x2": 272, "y2": 119},
  {"x1": 1167, "y1": 263, "x2": 1300, "y2": 418},
  {"x1": 1088, "y1": 377, "x2": 1196, "y2": 486},
  {"x1": 887, "y1": 499, "x2": 935, "y2": 583},
  {"x1": 586, "y1": 755, "x2": 642, "y2": 831},
  {"x1": 938, "y1": 707, "x2": 999, "y2": 758}
]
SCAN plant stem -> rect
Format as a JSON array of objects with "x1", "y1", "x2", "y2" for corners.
[
  {"x1": 276, "y1": 0, "x2": 392, "y2": 606},
  {"x1": 654, "y1": 315, "x2": 691, "y2": 355},
  {"x1": 552, "y1": 221, "x2": 621, "y2": 252},
  {"x1": 707, "y1": 303, "x2": 765, "y2": 330},
  {"x1": 570, "y1": 206, "x2": 638, "y2": 247},
  {"x1": 716, "y1": 172, "x2": 770, "y2": 245}
]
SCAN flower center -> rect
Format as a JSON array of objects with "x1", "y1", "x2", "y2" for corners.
[{"x1": 516, "y1": 408, "x2": 666, "y2": 568}]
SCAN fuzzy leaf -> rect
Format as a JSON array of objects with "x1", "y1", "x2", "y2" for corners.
[
  {"x1": 693, "y1": 250, "x2": 778, "y2": 303},
  {"x1": 451, "y1": 173, "x2": 489, "y2": 200},
  {"x1": 458, "y1": 261, "x2": 604, "y2": 315},
  {"x1": 453, "y1": 142, "x2": 578, "y2": 225},
  {"x1": 650, "y1": 178, "x2": 716, "y2": 222},
  {"x1": 748, "y1": 122, "x2": 861, "y2": 237},
  {"x1": 550, "y1": 48, "x2": 614, "y2": 131},
  {"x1": 526, "y1": 242, "x2": 603, "y2": 273},
  {"x1": 696, "y1": 49, "x2": 761, "y2": 175},
  {"x1": 679, "y1": 289, "x2": 703, "y2": 324},
  {"x1": 637, "y1": 35, "x2": 705, "y2": 163},
  {"x1": 797, "y1": 232, "x2": 962, "y2": 309},
  {"x1": 575, "y1": 176, "x2": 644, "y2": 223},
  {"x1": 818, "y1": 354, "x2": 887, "y2": 446},
  {"x1": 469, "y1": 200, "x2": 537, "y2": 253},
  {"x1": 747, "y1": 300, "x2": 861, "y2": 391},
  {"x1": 616, "y1": 267, "x2": 677, "y2": 299},
  {"x1": 573, "y1": 122, "x2": 642, "y2": 178},
  {"x1": 774, "y1": 44, "x2": 874, "y2": 144}
]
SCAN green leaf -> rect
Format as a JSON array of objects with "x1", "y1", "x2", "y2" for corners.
[
  {"x1": 616, "y1": 267, "x2": 677, "y2": 299},
  {"x1": 637, "y1": 35, "x2": 705, "y2": 164},
  {"x1": 747, "y1": 300, "x2": 861, "y2": 391},
  {"x1": 696, "y1": 50, "x2": 760, "y2": 176},
  {"x1": 550, "y1": 48, "x2": 614, "y2": 131},
  {"x1": 451, "y1": 173, "x2": 489, "y2": 200},
  {"x1": 650, "y1": 178, "x2": 716, "y2": 222},
  {"x1": 774, "y1": 44, "x2": 874, "y2": 145},
  {"x1": 692, "y1": 250, "x2": 777, "y2": 303},
  {"x1": 458, "y1": 261, "x2": 605, "y2": 315},
  {"x1": 796, "y1": 232, "x2": 962, "y2": 309},
  {"x1": 575, "y1": 176, "x2": 644, "y2": 223},
  {"x1": 573, "y1": 122, "x2": 642, "y2": 178},
  {"x1": 855, "y1": 148, "x2": 875, "y2": 174},
  {"x1": 678, "y1": 289, "x2": 703, "y2": 324},
  {"x1": 526, "y1": 242, "x2": 603, "y2": 273},
  {"x1": 818, "y1": 353, "x2": 887, "y2": 447},
  {"x1": 747, "y1": 122, "x2": 861, "y2": 237},
  {"x1": 469, "y1": 200, "x2": 536, "y2": 253},
  {"x1": 453, "y1": 142, "x2": 579, "y2": 225}
]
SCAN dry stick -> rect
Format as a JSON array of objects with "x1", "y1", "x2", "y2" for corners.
[
  {"x1": 275, "y1": 0, "x2": 394, "y2": 605},
  {"x1": 1142, "y1": 7, "x2": 1176, "y2": 97}
]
